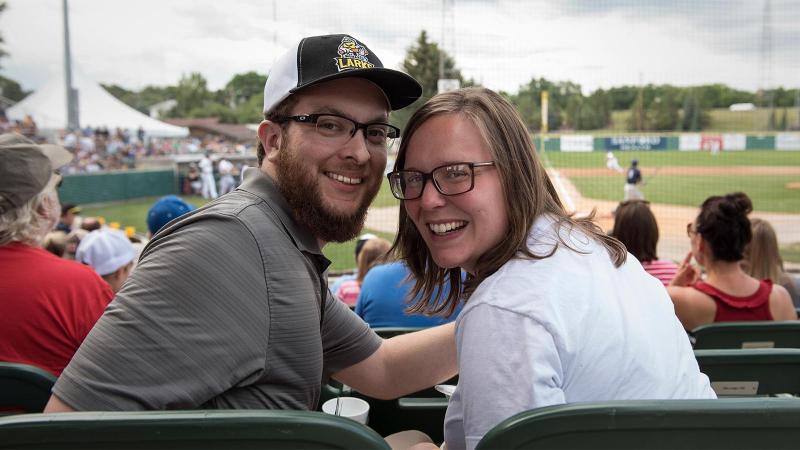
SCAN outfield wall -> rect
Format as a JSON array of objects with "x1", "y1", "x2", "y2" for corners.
[
  {"x1": 535, "y1": 132, "x2": 800, "y2": 152},
  {"x1": 59, "y1": 169, "x2": 177, "y2": 205}
]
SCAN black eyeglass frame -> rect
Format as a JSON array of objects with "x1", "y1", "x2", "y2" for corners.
[
  {"x1": 387, "y1": 161, "x2": 496, "y2": 200},
  {"x1": 275, "y1": 113, "x2": 400, "y2": 146}
]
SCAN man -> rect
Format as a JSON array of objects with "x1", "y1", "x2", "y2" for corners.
[
  {"x1": 605, "y1": 151, "x2": 623, "y2": 173},
  {"x1": 55, "y1": 203, "x2": 81, "y2": 233},
  {"x1": 624, "y1": 159, "x2": 644, "y2": 200},
  {"x1": 146, "y1": 195, "x2": 194, "y2": 237},
  {"x1": 217, "y1": 157, "x2": 236, "y2": 196},
  {"x1": 198, "y1": 150, "x2": 218, "y2": 199},
  {"x1": 0, "y1": 133, "x2": 113, "y2": 376},
  {"x1": 46, "y1": 34, "x2": 454, "y2": 412},
  {"x1": 76, "y1": 229, "x2": 136, "y2": 293}
]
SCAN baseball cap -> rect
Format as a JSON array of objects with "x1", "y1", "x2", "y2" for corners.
[
  {"x1": 354, "y1": 233, "x2": 378, "y2": 259},
  {"x1": 147, "y1": 195, "x2": 195, "y2": 234},
  {"x1": 76, "y1": 229, "x2": 135, "y2": 276},
  {"x1": 61, "y1": 203, "x2": 81, "y2": 216},
  {"x1": 0, "y1": 133, "x2": 73, "y2": 214},
  {"x1": 263, "y1": 34, "x2": 422, "y2": 115}
]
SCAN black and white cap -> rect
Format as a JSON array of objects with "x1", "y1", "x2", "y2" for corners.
[{"x1": 263, "y1": 34, "x2": 422, "y2": 115}]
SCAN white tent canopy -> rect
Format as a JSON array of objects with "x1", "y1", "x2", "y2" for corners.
[{"x1": 7, "y1": 68, "x2": 188, "y2": 138}]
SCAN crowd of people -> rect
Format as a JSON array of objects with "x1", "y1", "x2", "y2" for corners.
[{"x1": 1, "y1": 33, "x2": 799, "y2": 450}]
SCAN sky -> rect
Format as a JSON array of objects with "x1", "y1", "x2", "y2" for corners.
[{"x1": 2, "y1": 0, "x2": 799, "y2": 96}]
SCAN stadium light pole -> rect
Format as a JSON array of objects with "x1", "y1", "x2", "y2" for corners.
[{"x1": 63, "y1": 0, "x2": 79, "y2": 131}]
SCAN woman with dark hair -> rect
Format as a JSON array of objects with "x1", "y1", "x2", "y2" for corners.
[
  {"x1": 667, "y1": 192, "x2": 796, "y2": 330},
  {"x1": 611, "y1": 200, "x2": 678, "y2": 285},
  {"x1": 387, "y1": 87, "x2": 714, "y2": 450}
]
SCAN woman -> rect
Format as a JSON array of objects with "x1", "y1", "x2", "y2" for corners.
[
  {"x1": 744, "y1": 218, "x2": 800, "y2": 307},
  {"x1": 336, "y1": 237, "x2": 391, "y2": 306},
  {"x1": 667, "y1": 193, "x2": 796, "y2": 330},
  {"x1": 610, "y1": 199, "x2": 678, "y2": 285},
  {"x1": 387, "y1": 87, "x2": 714, "y2": 450}
]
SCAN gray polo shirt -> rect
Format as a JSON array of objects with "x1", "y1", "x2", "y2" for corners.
[{"x1": 53, "y1": 170, "x2": 382, "y2": 410}]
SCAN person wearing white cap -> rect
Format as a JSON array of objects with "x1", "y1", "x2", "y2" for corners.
[
  {"x1": 48, "y1": 34, "x2": 456, "y2": 417},
  {"x1": 605, "y1": 151, "x2": 623, "y2": 173},
  {"x1": 76, "y1": 229, "x2": 136, "y2": 293},
  {"x1": 0, "y1": 133, "x2": 114, "y2": 377}
]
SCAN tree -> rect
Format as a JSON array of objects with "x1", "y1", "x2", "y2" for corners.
[
  {"x1": 222, "y1": 71, "x2": 267, "y2": 108},
  {"x1": 650, "y1": 89, "x2": 680, "y2": 131},
  {"x1": 0, "y1": 1, "x2": 8, "y2": 68},
  {"x1": 169, "y1": 72, "x2": 212, "y2": 118},
  {"x1": 0, "y1": 75, "x2": 28, "y2": 101},
  {"x1": 779, "y1": 108, "x2": 788, "y2": 131},
  {"x1": 627, "y1": 88, "x2": 648, "y2": 131},
  {"x1": 394, "y1": 30, "x2": 470, "y2": 129}
]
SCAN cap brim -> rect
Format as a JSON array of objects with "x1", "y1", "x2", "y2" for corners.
[
  {"x1": 290, "y1": 68, "x2": 422, "y2": 111},
  {"x1": 38, "y1": 144, "x2": 73, "y2": 170}
]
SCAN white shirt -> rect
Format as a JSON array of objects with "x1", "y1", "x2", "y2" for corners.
[
  {"x1": 218, "y1": 159, "x2": 234, "y2": 176},
  {"x1": 443, "y1": 215, "x2": 715, "y2": 450},
  {"x1": 198, "y1": 157, "x2": 213, "y2": 175}
]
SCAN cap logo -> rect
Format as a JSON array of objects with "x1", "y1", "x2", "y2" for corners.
[{"x1": 334, "y1": 36, "x2": 375, "y2": 72}]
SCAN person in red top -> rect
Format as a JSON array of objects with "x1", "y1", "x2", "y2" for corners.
[
  {"x1": 0, "y1": 133, "x2": 114, "y2": 376},
  {"x1": 666, "y1": 192, "x2": 796, "y2": 331}
]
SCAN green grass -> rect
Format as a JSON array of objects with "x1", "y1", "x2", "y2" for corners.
[
  {"x1": 568, "y1": 175, "x2": 799, "y2": 213},
  {"x1": 782, "y1": 243, "x2": 800, "y2": 264},
  {"x1": 543, "y1": 149, "x2": 800, "y2": 169},
  {"x1": 373, "y1": 178, "x2": 401, "y2": 208},
  {"x1": 322, "y1": 229, "x2": 397, "y2": 273}
]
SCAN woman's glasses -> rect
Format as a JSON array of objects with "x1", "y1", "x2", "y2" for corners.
[{"x1": 387, "y1": 161, "x2": 495, "y2": 200}]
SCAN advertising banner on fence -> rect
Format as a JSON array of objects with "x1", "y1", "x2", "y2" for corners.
[
  {"x1": 776, "y1": 133, "x2": 800, "y2": 151},
  {"x1": 679, "y1": 134, "x2": 701, "y2": 151},
  {"x1": 722, "y1": 134, "x2": 746, "y2": 151},
  {"x1": 605, "y1": 136, "x2": 667, "y2": 151},
  {"x1": 560, "y1": 134, "x2": 594, "y2": 152},
  {"x1": 700, "y1": 135, "x2": 723, "y2": 154}
]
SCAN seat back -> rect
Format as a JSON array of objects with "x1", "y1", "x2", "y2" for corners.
[
  {"x1": 692, "y1": 321, "x2": 800, "y2": 349},
  {"x1": 0, "y1": 410, "x2": 390, "y2": 449},
  {"x1": 0, "y1": 362, "x2": 57, "y2": 415},
  {"x1": 695, "y1": 348, "x2": 800, "y2": 396},
  {"x1": 476, "y1": 398, "x2": 800, "y2": 449}
]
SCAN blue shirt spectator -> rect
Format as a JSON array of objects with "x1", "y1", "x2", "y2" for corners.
[{"x1": 356, "y1": 261, "x2": 462, "y2": 327}]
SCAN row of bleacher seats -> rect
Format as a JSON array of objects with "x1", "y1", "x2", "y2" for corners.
[{"x1": 2, "y1": 399, "x2": 800, "y2": 449}]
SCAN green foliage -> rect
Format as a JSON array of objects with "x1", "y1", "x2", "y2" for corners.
[
  {"x1": 650, "y1": 89, "x2": 680, "y2": 131},
  {"x1": 627, "y1": 89, "x2": 648, "y2": 131},
  {"x1": 0, "y1": 1, "x2": 7, "y2": 67},
  {"x1": 0, "y1": 74, "x2": 28, "y2": 101},
  {"x1": 222, "y1": 71, "x2": 267, "y2": 108},
  {"x1": 169, "y1": 72, "x2": 212, "y2": 118}
]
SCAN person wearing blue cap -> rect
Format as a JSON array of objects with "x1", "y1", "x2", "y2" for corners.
[
  {"x1": 146, "y1": 195, "x2": 195, "y2": 237},
  {"x1": 624, "y1": 159, "x2": 644, "y2": 201}
]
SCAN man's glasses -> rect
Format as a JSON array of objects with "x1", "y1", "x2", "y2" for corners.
[
  {"x1": 387, "y1": 161, "x2": 496, "y2": 200},
  {"x1": 276, "y1": 113, "x2": 399, "y2": 149}
]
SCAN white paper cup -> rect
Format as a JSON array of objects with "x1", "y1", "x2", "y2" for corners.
[{"x1": 321, "y1": 396, "x2": 370, "y2": 424}]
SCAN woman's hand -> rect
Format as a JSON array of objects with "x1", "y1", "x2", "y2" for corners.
[{"x1": 670, "y1": 252, "x2": 700, "y2": 287}]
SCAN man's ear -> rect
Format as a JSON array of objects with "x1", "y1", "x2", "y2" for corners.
[{"x1": 258, "y1": 120, "x2": 283, "y2": 163}]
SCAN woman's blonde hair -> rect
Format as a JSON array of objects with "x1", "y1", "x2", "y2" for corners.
[
  {"x1": 744, "y1": 218, "x2": 785, "y2": 281},
  {"x1": 393, "y1": 87, "x2": 626, "y2": 317},
  {"x1": 356, "y1": 237, "x2": 392, "y2": 283}
]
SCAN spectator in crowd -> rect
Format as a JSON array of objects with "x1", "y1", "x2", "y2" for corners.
[
  {"x1": 198, "y1": 150, "x2": 218, "y2": 199},
  {"x1": 387, "y1": 88, "x2": 714, "y2": 449},
  {"x1": 42, "y1": 230, "x2": 68, "y2": 257},
  {"x1": 742, "y1": 218, "x2": 800, "y2": 307},
  {"x1": 217, "y1": 157, "x2": 237, "y2": 196},
  {"x1": 667, "y1": 193, "x2": 796, "y2": 330},
  {"x1": 357, "y1": 261, "x2": 463, "y2": 328},
  {"x1": 331, "y1": 233, "x2": 378, "y2": 296},
  {"x1": 76, "y1": 229, "x2": 136, "y2": 293},
  {"x1": 0, "y1": 133, "x2": 113, "y2": 376},
  {"x1": 63, "y1": 228, "x2": 88, "y2": 260},
  {"x1": 610, "y1": 199, "x2": 678, "y2": 285},
  {"x1": 146, "y1": 195, "x2": 195, "y2": 237},
  {"x1": 184, "y1": 163, "x2": 202, "y2": 196},
  {"x1": 80, "y1": 217, "x2": 102, "y2": 231},
  {"x1": 46, "y1": 34, "x2": 454, "y2": 414},
  {"x1": 56, "y1": 203, "x2": 81, "y2": 233},
  {"x1": 337, "y1": 237, "x2": 391, "y2": 307}
]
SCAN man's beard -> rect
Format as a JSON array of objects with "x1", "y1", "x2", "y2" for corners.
[{"x1": 274, "y1": 142, "x2": 381, "y2": 243}]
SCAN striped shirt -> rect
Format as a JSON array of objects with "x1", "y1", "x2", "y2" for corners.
[{"x1": 641, "y1": 259, "x2": 679, "y2": 286}]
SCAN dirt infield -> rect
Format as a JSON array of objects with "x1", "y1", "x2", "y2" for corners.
[{"x1": 558, "y1": 166, "x2": 800, "y2": 177}]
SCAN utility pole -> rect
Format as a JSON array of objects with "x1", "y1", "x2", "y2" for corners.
[{"x1": 63, "y1": 0, "x2": 79, "y2": 130}]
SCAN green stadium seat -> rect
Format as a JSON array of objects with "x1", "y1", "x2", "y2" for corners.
[
  {"x1": 691, "y1": 321, "x2": 800, "y2": 349},
  {"x1": 0, "y1": 362, "x2": 57, "y2": 415},
  {"x1": 475, "y1": 398, "x2": 800, "y2": 449},
  {"x1": 0, "y1": 410, "x2": 390, "y2": 449},
  {"x1": 694, "y1": 348, "x2": 800, "y2": 396}
]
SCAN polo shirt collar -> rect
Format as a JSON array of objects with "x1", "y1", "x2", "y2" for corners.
[{"x1": 238, "y1": 167, "x2": 325, "y2": 258}]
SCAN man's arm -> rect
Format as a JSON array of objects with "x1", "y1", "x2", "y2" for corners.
[
  {"x1": 332, "y1": 322, "x2": 456, "y2": 400},
  {"x1": 44, "y1": 395, "x2": 75, "y2": 412}
]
